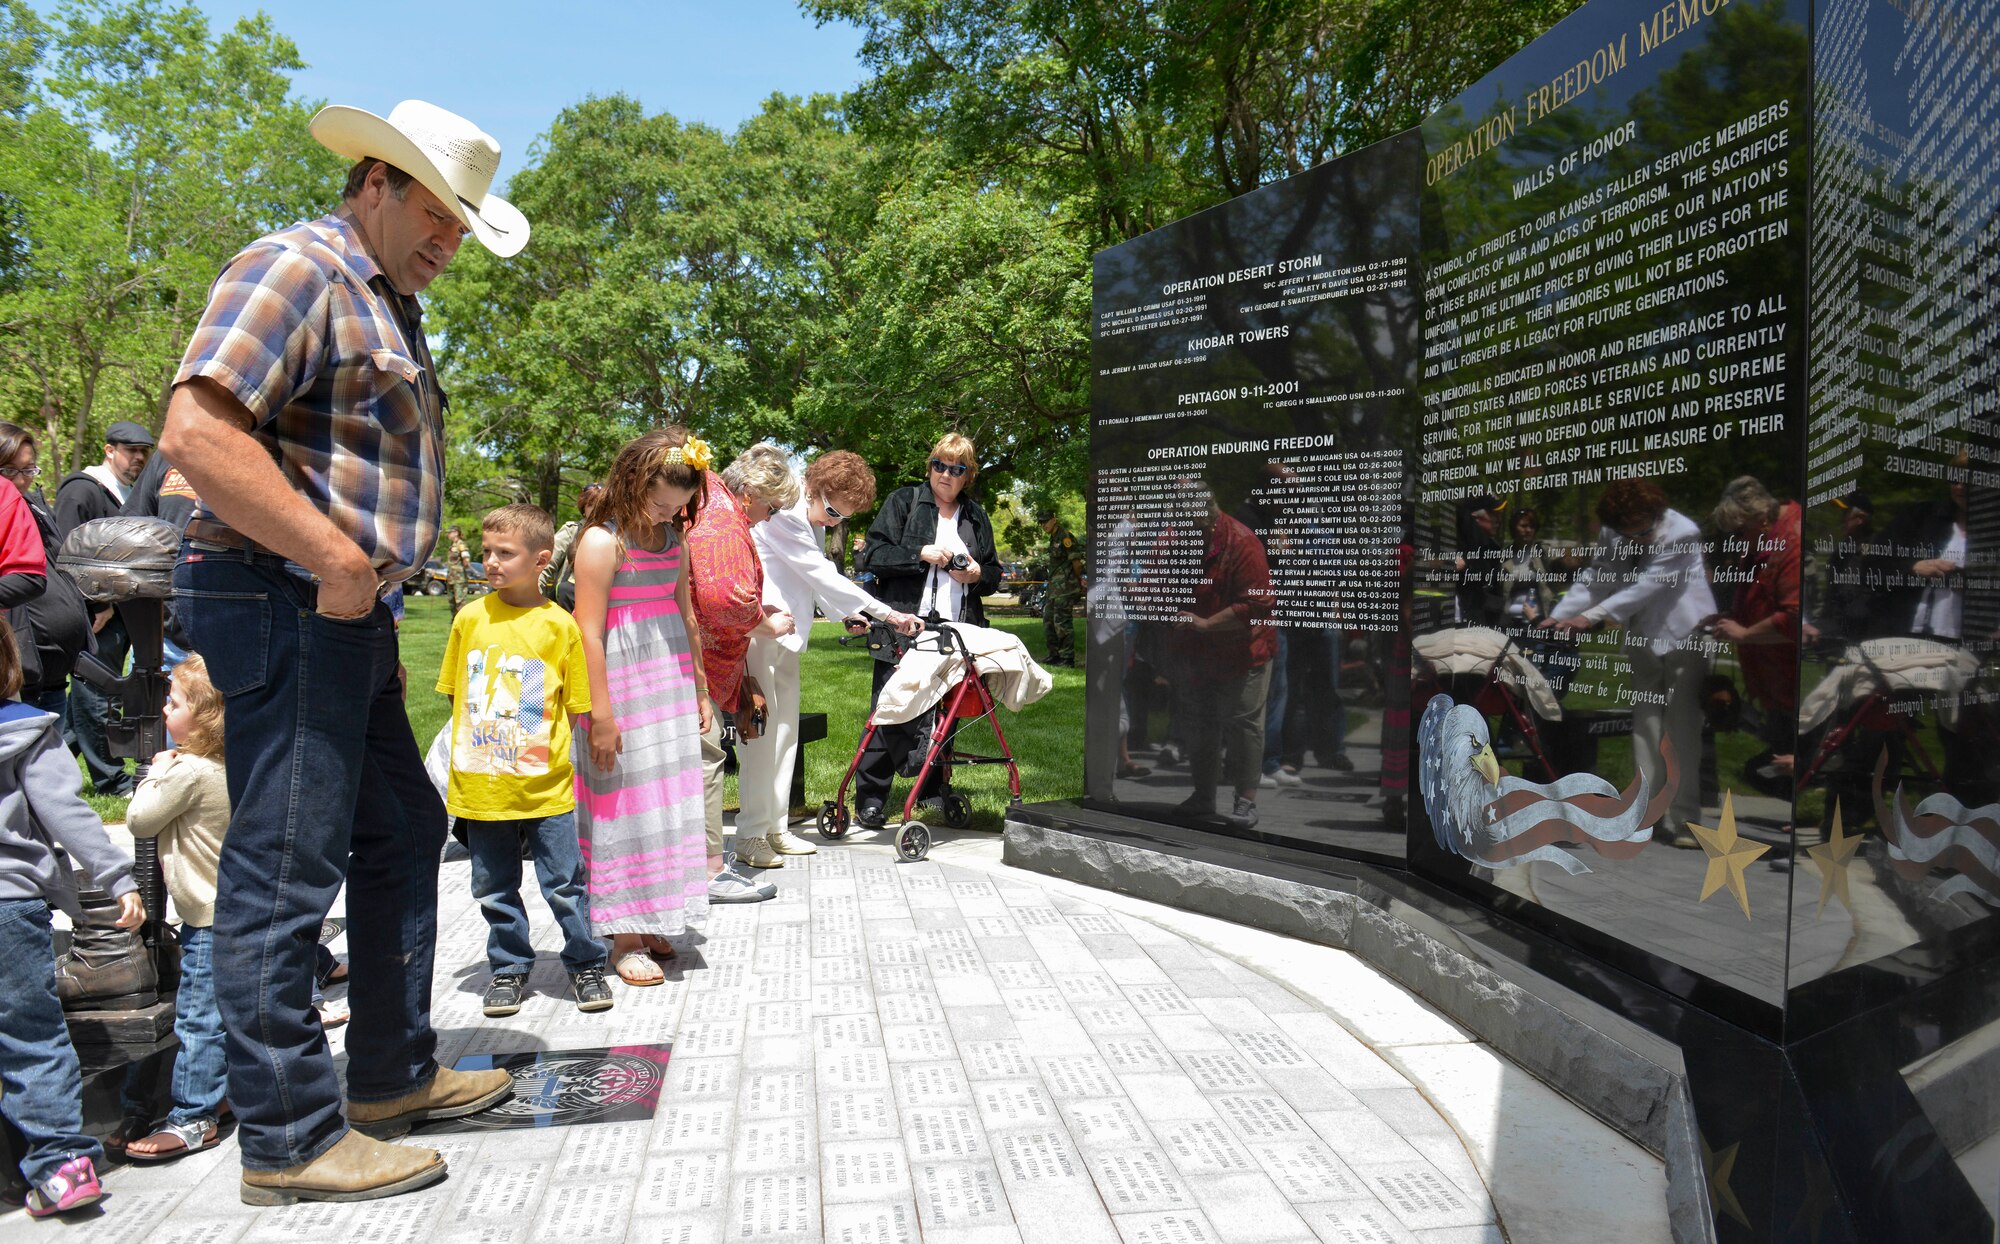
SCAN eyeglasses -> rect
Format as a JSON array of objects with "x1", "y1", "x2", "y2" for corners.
[
  {"x1": 929, "y1": 459, "x2": 969, "y2": 478},
  {"x1": 0, "y1": 464, "x2": 39, "y2": 482},
  {"x1": 820, "y1": 496, "x2": 851, "y2": 523}
]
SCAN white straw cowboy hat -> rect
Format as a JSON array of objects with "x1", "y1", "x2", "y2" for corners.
[{"x1": 309, "y1": 100, "x2": 530, "y2": 258}]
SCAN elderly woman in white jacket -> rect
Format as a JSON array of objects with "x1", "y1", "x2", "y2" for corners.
[
  {"x1": 737, "y1": 449, "x2": 919, "y2": 868},
  {"x1": 1542, "y1": 477, "x2": 1715, "y2": 845}
]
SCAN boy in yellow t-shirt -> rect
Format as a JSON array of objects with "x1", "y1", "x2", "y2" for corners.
[{"x1": 436, "y1": 504, "x2": 609, "y2": 1016}]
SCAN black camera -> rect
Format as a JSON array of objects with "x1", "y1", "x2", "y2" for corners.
[{"x1": 947, "y1": 552, "x2": 972, "y2": 572}]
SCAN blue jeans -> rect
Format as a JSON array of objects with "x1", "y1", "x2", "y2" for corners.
[
  {"x1": 175, "y1": 546, "x2": 447, "y2": 1171},
  {"x1": 166, "y1": 925, "x2": 227, "y2": 1127},
  {"x1": 0, "y1": 899, "x2": 101, "y2": 1185},
  {"x1": 464, "y1": 812, "x2": 603, "y2": 974},
  {"x1": 63, "y1": 612, "x2": 132, "y2": 794}
]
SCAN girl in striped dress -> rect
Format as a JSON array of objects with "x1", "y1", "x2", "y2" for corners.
[{"x1": 572, "y1": 427, "x2": 715, "y2": 986}]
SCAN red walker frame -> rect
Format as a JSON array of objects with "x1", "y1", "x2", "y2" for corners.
[{"x1": 818, "y1": 622, "x2": 1025, "y2": 860}]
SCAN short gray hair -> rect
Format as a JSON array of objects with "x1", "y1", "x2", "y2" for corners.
[
  {"x1": 1712, "y1": 475, "x2": 1779, "y2": 533},
  {"x1": 721, "y1": 442, "x2": 801, "y2": 511}
]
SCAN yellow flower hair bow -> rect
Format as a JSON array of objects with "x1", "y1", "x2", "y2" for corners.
[{"x1": 664, "y1": 435, "x2": 712, "y2": 471}]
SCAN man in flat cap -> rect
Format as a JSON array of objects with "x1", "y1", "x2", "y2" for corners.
[
  {"x1": 52, "y1": 419, "x2": 156, "y2": 795},
  {"x1": 160, "y1": 101, "x2": 529, "y2": 1205}
]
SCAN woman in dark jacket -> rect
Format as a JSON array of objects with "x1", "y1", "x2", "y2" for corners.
[
  {"x1": 852, "y1": 433, "x2": 1002, "y2": 825},
  {"x1": 860, "y1": 433, "x2": 1002, "y2": 624}
]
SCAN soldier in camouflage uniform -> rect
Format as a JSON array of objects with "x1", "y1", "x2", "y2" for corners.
[
  {"x1": 445, "y1": 525, "x2": 472, "y2": 615},
  {"x1": 1039, "y1": 508, "x2": 1085, "y2": 666}
]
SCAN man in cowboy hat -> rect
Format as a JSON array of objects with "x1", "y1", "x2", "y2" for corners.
[{"x1": 159, "y1": 101, "x2": 527, "y2": 1205}]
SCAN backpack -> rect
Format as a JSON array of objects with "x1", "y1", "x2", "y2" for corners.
[{"x1": 10, "y1": 497, "x2": 95, "y2": 693}]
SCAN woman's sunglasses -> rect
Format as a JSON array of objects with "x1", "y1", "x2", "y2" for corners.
[
  {"x1": 929, "y1": 459, "x2": 970, "y2": 478},
  {"x1": 821, "y1": 496, "x2": 851, "y2": 522}
]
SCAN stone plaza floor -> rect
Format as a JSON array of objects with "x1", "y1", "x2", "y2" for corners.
[{"x1": 18, "y1": 827, "x2": 1673, "y2": 1243}]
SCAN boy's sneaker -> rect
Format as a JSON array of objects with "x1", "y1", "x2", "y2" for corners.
[
  {"x1": 26, "y1": 1156, "x2": 102, "y2": 1218},
  {"x1": 570, "y1": 966, "x2": 615, "y2": 1012},
  {"x1": 482, "y1": 974, "x2": 528, "y2": 1018},
  {"x1": 1228, "y1": 797, "x2": 1259, "y2": 830},
  {"x1": 710, "y1": 869, "x2": 777, "y2": 904}
]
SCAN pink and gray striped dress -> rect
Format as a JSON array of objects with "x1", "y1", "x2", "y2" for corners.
[{"x1": 575, "y1": 529, "x2": 709, "y2": 938}]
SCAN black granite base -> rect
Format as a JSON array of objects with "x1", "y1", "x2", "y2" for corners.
[{"x1": 1005, "y1": 801, "x2": 2000, "y2": 1244}]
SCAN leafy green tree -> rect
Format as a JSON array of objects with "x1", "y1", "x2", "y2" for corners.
[
  {"x1": 427, "y1": 93, "x2": 896, "y2": 516},
  {"x1": 806, "y1": 0, "x2": 1586, "y2": 248},
  {"x1": 0, "y1": 0, "x2": 339, "y2": 469},
  {"x1": 794, "y1": 155, "x2": 1091, "y2": 496}
]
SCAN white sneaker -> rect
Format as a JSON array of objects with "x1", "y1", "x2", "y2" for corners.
[
  {"x1": 737, "y1": 836, "x2": 785, "y2": 868},
  {"x1": 767, "y1": 828, "x2": 817, "y2": 856},
  {"x1": 709, "y1": 869, "x2": 777, "y2": 903},
  {"x1": 1274, "y1": 767, "x2": 1303, "y2": 788}
]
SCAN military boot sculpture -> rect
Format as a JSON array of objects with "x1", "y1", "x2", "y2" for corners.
[
  {"x1": 56, "y1": 885, "x2": 158, "y2": 1010},
  {"x1": 56, "y1": 516, "x2": 181, "y2": 1014}
]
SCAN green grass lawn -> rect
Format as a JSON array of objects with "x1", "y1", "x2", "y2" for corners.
[{"x1": 400, "y1": 595, "x2": 1085, "y2": 831}]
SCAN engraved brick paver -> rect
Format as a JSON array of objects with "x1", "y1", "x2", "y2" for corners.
[{"x1": 77, "y1": 835, "x2": 1507, "y2": 1242}]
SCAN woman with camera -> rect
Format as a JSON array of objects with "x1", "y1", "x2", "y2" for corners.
[{"x1": 853, "y1": 434, "x2": 1002, "y2": 827}]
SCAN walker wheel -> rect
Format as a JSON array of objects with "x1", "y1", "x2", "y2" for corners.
[
  {"x1": 942, "y1": 794, "x2": 972, "y2": 829},
  {"x1": 817, "y1": 802, "x2": 850, "y2": 840},
  {"x1": 895, "y1": 820, "x2": 932, "y2": 862}
]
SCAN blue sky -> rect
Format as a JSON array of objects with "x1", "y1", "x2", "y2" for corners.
[{"x1": 121, "y1": 1, "x2": 871, "y2": 188}]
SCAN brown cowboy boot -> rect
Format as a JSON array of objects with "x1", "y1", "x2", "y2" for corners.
[
  {"x1": 239, "y1": 1131, "x2": 444, "y2": 1206},
  {"x1": 346, "y1": 1066, "x2": 514, "y2": 1139}
]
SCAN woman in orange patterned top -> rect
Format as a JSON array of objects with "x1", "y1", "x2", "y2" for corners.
[{"x1": 685, "y1": 446, "x2": 794, "y2": 901}]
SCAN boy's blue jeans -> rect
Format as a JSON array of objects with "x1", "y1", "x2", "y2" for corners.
[
  {"x1": 176, "y1": 546, "x2": 447, "y2": 1172},
  {"x1": 464, "y1": 812, "x2": 604, "y2": 975},
  {"x1": 0, "y1": 899, "x2": 102, "y2": 1185}
]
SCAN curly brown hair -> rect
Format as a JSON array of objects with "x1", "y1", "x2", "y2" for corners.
[
  {"x1": 1596, "y1": 478, "x2": 1668, "y2": 532},
  {"x1": 169, "y1": 654, "x2": 227, "y2": 760},
  {"x1": 589, "y1": 426, "x2": 708, "y2": 548},
  {"x1": 804, "y1": 450, "x2": 878, "y2": 515}
]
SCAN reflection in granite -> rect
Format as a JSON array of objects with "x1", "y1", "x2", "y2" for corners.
[{"x1": 1080, "y1": 0, "x2": 1998, "y2": 1234}]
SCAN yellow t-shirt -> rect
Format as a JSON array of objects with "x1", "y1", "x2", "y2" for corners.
[{"x1": 434, "y1": 595, "x2": 592, "y2": 820}]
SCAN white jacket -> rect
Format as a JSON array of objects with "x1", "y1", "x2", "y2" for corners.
[
  {"x1": 873, "y1": 623, "x2": 1053, "y2": 725},
  {"x1": 1550, "y1": 508, "x2": 1716, "y2": 656},
  {"x1": 753, "y1": 497, "x2": 895, "y2": 655}
]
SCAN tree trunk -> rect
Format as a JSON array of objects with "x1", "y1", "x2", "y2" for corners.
[
  {"x1": 537, "y1": 446, "x2": 562, "y2": 516},
  {"x1": 39, "y1": 402, "x2": 61, "y2": 465},
  {"x1": 69, "y1": 364, "x2": 99, "y2": 475}
]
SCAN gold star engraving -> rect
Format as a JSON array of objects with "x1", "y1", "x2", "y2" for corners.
[
  {"x1": 1690, "y1": 791, "x2": 1769, "y2": 920},
  {"x1": 1805, "y1": 799, "x2": 1863, "y2": 918},
  {"x1": 1702, "y1": 1134, "x2": 1753, "y2": 1230}
]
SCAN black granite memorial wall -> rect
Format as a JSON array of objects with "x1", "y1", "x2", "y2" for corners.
[{"x1": 1081, "y1": 0, "x2": 1999, "y2": 1238}]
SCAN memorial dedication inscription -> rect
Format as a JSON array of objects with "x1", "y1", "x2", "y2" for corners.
[{"x1": 1409, "y1": 0, "x2": 1809, "y2": 1010}]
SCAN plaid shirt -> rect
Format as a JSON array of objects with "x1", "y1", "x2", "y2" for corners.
[{"x1": 175, "y1": 212, "x2": 446, "y2": 583}]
